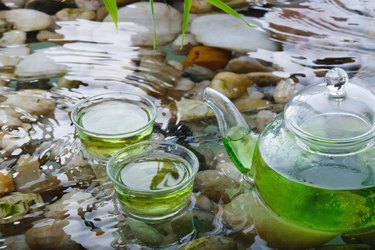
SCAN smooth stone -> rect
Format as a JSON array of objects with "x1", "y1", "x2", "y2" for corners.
[
  {"x1": 233, "y1": 96, "x2": 271, "y2": 112},
  {"x1": 15, "y1": 52, "x2": 67, "y2": 77},
  {"x1": 0, "y1": 192, "x2": 44, "y2": 223},
  {"x1": 95, "y1": 5, "x2": 107, "y2": 21},
  {"x1": 0, "y1": 126, "x2": 31, "y2": 154},
  {"x1": 192, "y1": 193, "x2": 217, "y2": 212},
  {"x1": 194, "y1": 170, "x2": 240, "y2": 203},
  {"x1": 103, "y1": 2, "x2": 182, "y2": 46},
  {"x1": 210, "y1": 72, "x2": 253, "y2": 99},
  {"x1": 246, "y1": 72, "x2": 286, "y2": 87},
  {"x1": 25, "y1": 0, "x2": 76, "y2": 15},
  {"x1": 225, "y1": 56, "x2": 274, "y2": 73},
  {"x1": 13, "y1": 154, "x2": 60, "y2": 193},
  {"x1": 1, "y1": 90, "x2": 55, "y2": 116},
  {"x1": 171, "y1": 33, "x2": 198, "y2": 52},
  {"x1": 183, "y1": 80, "x2": 210, "y2": 100},
  {"x1": 184, "y1": 46, "x2": 232, "y2": 70},
  {"x1": 255, "y1": 110, "x2": 276, "y2": 132},
  {"x1": 249, "y1": 91, "x2": 265, "y2": 99},
  {"x1": 74, "y1": 0, "x2": 101, "y2": 10},
  {"x1": 179, "y1": 236, "x2": 238, "y2": 250},
  {"x1": 0, "y1": 30, "x2": 26, "y2": 46},
  {"x1": 25, "y1": 219, "x2": 82, "y2": 250},
  {"x1": 0, "y1": 72, "x2": 15, "y2": 86},
  {"x1": 190, "y1": 0, "x2": 213, "y2": 13},
  {"x1": 139, "y1": 56, "x2": 182, "y2": 85},
  {"x1": 0, "y1": 19, "x2": 11, "y2": 33},
  {"x1": 1, "y1": 0, "x2": 25, "y2": 8},
  {"x1": 191, "y1": 14, "x2": 278, "y2": 52},
  {"x1": 36, "y1": 30, "x2": 64, "y2": 42},
  {"x1": 0, "y1": 45, "x2": 31, "y2": 67},
  {"x1": 184, "y1": 65, "x2": 215, "y2": 82},
  {"x1": 215, "y1": 162, "x2": 242, "y2": 182},
  {"x1": 56, "y1": 8, "x2": 96, "y2": 21},
  {"x1": 176, "y1": 99, "x2": 213, "y2": 121},
  {"x1": 0, "y1": 9, "x2": 51, "y2": 31},
  {"x1": 175, "y1": 78, "x2": 195, "y2": 91},
  {"x1": 222, "y1": 192, "x2": 254, "y2": 232},
  {"x1": 273, "y1": 78, "x2": 303, "y2": 104},
  {"x1": 0, "y1": 171, "x2": 15, "y2": 196}
]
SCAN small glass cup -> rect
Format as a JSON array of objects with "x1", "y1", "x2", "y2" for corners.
[
  {"x1": 71, "y1": 92, "x2": 156, "y2": 160},
  {"x1": 107, "y1": 141, "x2": 199, "y2": 221}
]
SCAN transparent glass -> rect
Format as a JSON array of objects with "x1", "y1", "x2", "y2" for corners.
[
  {"x1": 71, "y1": 92, "x2": 156, "y2": 160},
  {"x1": 107, "y1": 141, "x2": 199, "y2": 221}
]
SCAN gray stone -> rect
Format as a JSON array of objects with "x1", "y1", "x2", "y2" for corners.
[{"x1": 0, "y1": 9, "x2": 51, "y2": 31}]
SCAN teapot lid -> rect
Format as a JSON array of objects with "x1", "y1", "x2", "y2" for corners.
[{"x1": 284, "y1": 68, "x2": 375, "y2": 153}]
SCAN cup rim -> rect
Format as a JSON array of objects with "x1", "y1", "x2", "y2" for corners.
[
  {"x1": 71, "y1": 92, "x2": 157, "y2": 138},
  {"x1": 106, "y1": 141, "x2": 199, "y2": 195}
]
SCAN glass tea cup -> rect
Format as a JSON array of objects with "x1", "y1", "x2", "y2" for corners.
[
  {"x1": 107, "y1": 141, "x2": 199, "y2": 221},
  {"x1": 71, "y1": 92, "x2": 156, "y2": 160}
]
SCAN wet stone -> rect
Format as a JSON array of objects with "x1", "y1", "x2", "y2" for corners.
[
  {"x1": 25, "y1": 219, "x2": 82, "y2": 250},
  {"x1": 233, "y1": 96, "x2": 271, "y2": 112},
  {"x1": 179, "y1": 236, "x2": 238, "y2": 250},
  {"x1": 210, "y1": 72, "x2": 253, "y2": 99},
  {"x1": 246, "y1": 72, "x2": 286, "y2": 87},
  {"x1": 225, "y1": 56, "x2": 274, "y2": 73},
  {"x1": 273, "y1": 78, "x2": 303, "y2": 104},
  {"x1": 1, "y1": 0, "x2": 25, "y2": 8},
  {"x1": 36, "y1": 30, "x2": 64, "y2": 42},
  {"x1": 190, "y1": 0, "x2": 213, "y2": 14},
  {"x1": 184, "y1": 46, "x2": 232, "y2": 71},
  {"x1": 176, "y1": 99, "x2": 212, "y2": 121},
  {"x1": 15, "y1": 52, "x2": 67, "y2": 78},
  {"x1": 194, "y1": 170, "x2": 240, "y2": 203},
  {"x1": 256, "y1": 110, "x2": 276, "y2": 132},
  {"x1": 184, "y1": 65, "x2": 215, "y2": 82},
  {"x1": 172, "y1": 33, "x2": 198, "y2": 53},
  {"x1": 75, "y1": 0, "x2": 102, "y2": 11},
  {"x1": 56, "y1": 8, "x2": 96, "y2": 21},
  {"x1": 0, "y1": 30, "x2": 26, "y2": 46}
]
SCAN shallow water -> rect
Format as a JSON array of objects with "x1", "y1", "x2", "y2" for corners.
[{"x1": 1, "y1": 0, "x2": 375, "y2": 249}]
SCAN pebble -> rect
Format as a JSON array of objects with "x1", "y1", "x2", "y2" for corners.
[
  {"x1": 234, "y1": 96, "x2": 271, "y2": 112},
  {"x1": 225, "y1": 56, "x2": 274, "y2": 73},
  {"x1": 25, "y1": 219, "x2": 82, "y2": 250},
  {"x1": 1, "y1": 90, "x2": 55, "y2": 116},
  {"x1": 194, "y1": 170, "x2": 240, "y2": 203},
  {"x1": 15, "y1": 52, "x2": 67, "y2": 77},
  {"x1": 171, "y1": 33, "x2": 198, "y2": 52},
  {"x1": 246, "y1": 72, "x2": 286, "y2": 87},
  {"x1": 74, "y1": 0, "x2": 101, "y2": 11},
  {"x1": 36, "y1": 30, "x2": 64, "y2": 42},
  {"x1": 210, "y1": 72, "x2": 253, "y2": 99},
  {"x1": 0, "y1": 9, "x2": 52, "y2": 31},
  {"x1": 0, "y1": 171, "x2": 15, "y2": 195},
  {"x1": 184, "y1": 46, "x2": 232, "y2": 70},
  {"x1": 273, "y1": 78, "x2": 302, "y2": 104},
  {"x1": 221, "y1": 192, "x2": 254, "y2": 232},
  {"x1": 192, "y1": 193, "x2": 217, "y2": 212},
  {"x1": 103, "y1": 2, "x2": 182, "y2": 46},
  {"x1": 1, "y1": 0, "x2": 25, "y2": 8},
  {"x1": 56, "y1": 8, "x2": 96, "y2": 21},
  {"x1": 0, "y1": 45, "x2": 31, "y2": 67},
  {"x1": 191, "y1": 14, "x2": 278, "y2": 52},
  {"x1": 179, "y1": 236, "x2": 238, "y2": 250},
  {"x1": 184, "y1": 65, "x2": 215, "y2": 82},
  {"x1": 215, "y1": 162, "x2": 242, "y2": 182},
  {"x1": 191, "y1": 0, "x2": 213, "y2": 14},
  {"x1": 255, "y1": 110, "x2": 276, "y2": 132},
  {"x1": 175, "y1": 78, "x2": 195, "y2": 91},
  {"x1": 0, "y1": 30, "x2": 26, "y2": 46},
  {"x1": 176, "y1": 99, "x2": 213, "y2": 121}
]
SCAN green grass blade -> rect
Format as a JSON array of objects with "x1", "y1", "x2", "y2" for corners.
[
  {"x1": 181, "y1": 0, "x2": 192, "y2": 49},
  {"x1": 150, "y1": 0, "x2": 157, "y2": 49},
  {"x1": 103, "y1": 0, "x2": 118, "y2": 29},
  {"x1": 205, "y1": 0, "x2": 255, "y2": 28}
]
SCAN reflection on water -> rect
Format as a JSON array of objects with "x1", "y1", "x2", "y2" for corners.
[{"x1": 1, "y1": 0, "x2": 375, "y2": 249}]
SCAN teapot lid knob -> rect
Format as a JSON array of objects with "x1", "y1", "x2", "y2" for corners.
[{"x1": 325, "y1": 68, "x2": 349, "y2": 98}]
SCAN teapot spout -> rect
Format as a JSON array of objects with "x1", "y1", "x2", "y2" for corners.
[{"x1": 203, "y1": 88, "x2": 257, "y2": 176}]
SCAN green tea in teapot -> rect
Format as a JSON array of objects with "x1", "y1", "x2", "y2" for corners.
[{"x1": 223, "y1": 118, "x2": 375, "y2": 233}]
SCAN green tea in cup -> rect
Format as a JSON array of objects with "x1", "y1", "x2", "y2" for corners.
[
  {"x1": 71, "y1": 92, "x2": 156, "y2": 160},
  {"x1": 107, "y1": 141, "x2": 199, "y2": 221}
]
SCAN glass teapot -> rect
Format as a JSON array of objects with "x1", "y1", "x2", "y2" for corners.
[{"x1": 203, "y1": 68, "x2": 375, "y2": 233}]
